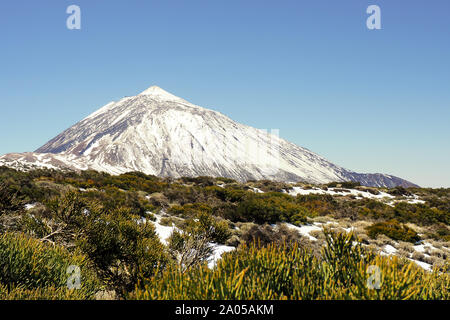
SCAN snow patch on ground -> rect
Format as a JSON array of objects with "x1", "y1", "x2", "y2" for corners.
[
  {"x1": 413, "y1": 244, "x2": 427, "y2": 253},
  {"x1": 250, "y1": 187, "x2": 264, "y2": 193},
  {"x1": 147, "y1": 214, "x2": 178, "y2": 245},
  {"x1": 24, "y1": 203, "x2": 37, "y2": 210},
  {"x1": 409, "y1": 259, "x2": 432, "y2": 271},
  {"x1": 287, "y1": 186, "x2": 394, "y2": 200},
  {"x1": 287, "y1": 186, "x2": 427, "y2": 206},
  {"x1": 284, "y1": 222, "x2": 322, "y2": 241},
  {"x1": 147, "y1": 212, "x2": 235, "y2": 268},
  {"x1": 207, "y1": 244, "x2": 235, "y2": 269},
  {"x1": 383, "y1": 244, "x2": 397, "y2": 255}
]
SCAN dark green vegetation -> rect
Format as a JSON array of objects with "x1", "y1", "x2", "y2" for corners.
[
  {"x1": 0, "y1": 166, "x2": 449, "y2": 299},
  {"x1": 366, "y1": 220, "x2": 420, "y2": 243},
  {"x1": 0, "y1": 232, "x2": 99, "y2": 299}
]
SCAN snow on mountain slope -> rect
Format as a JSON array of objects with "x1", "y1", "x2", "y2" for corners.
[{"x1": 0, "y1": 86, "x2": 417, "y2": 187}]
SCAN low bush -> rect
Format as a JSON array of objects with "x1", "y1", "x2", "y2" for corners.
[
  {"x1": 0, "y1": 232, "x2": 99, "y2": 299},
  {"x1": 167, "y1": 203, "x2": 212, "y2": 218},
  {"x1": 240, "y1": 224, "x2": 303, "y2": 247},
  {"x1": 296, "y1": 194, "x2": 336, "y2": 216},
  {"x1": 366, "y1": 220, "x2": 420, "y2": 243},
  {"x1": 179, "y1": 176, "x2": 216, "y2": 186},
  {"x1": 229, "y1": 193, "x2": 312, "y2": 225},
  {"x1": 167, "y1": 212, "x2": 232, "y2": 270},
  {"x1": 0, "y1": 283, "x2": 89, "y2": 300},
  {"x1": 388, "y1": 186, "x2": 412, "y2": 196},
  {"x1": 129, "y1": 231, "x2": 450, "y2": 300},
  {"x1": 357, "y1": 200, "x2": 449, "y2": 226},
  {"x1": 77, "y1": 207, "x2": 169, "y2": 294},
  {"x1": 427, "y1": 223, "x2": 450, "y2": 242},
  {"x1": 0, "y1": 183, "x2": 22, "y2": 215},
  {"x1": 178, "y1": 212, "x2": 231, "y2": 245}
]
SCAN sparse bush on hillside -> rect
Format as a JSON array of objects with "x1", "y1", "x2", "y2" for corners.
[
  {"x1": 366, "y1": 220, "x2": 421, "y2": 243},
  {"x1": 357, "y1": 199, "x2": 449, "y2": 226},
  {"x1": 392, "y1": 202, "x2": 449, "y2": 225},
  {"x1": 0, "y1": 182, "x2": 22, "y2": 215},
  {"x1": 167, "y1": 202, "x2": 212, "y2": 218},
  {"x1": 178, "y1": 212, "x2": 231, "y2": 245},
  {"x1": 167, "y1": 229, "x2": 213, "y2": 272},
  {"x1": 388, "y1": 186, "x2": 412, "y2": 196},
  {"x1": 355, "y1": 186, "x2": 380, "y2": 195},
  {"x1": 247, "y1": 180, "x2": 290, "y2": 193},
  {"x1": 296, "y1": 194, "x2": 336, "y2": 216},
  {"x1": 0, "y1": 167, "x2": 46, "y2": 203},
  {"x1": 427, "y1": 223, "x2": 450, "y2": 242},
  {"x1": 209, "y1": 186, "x2": 248, "y2": 203},
  {"x1": 230, "y1": 193, "x2": 312, "y2": 225},
  {"x1": 326, "y1": 181, "x2": 361, "y2": 189},
  {"x1": 241, "y1": 223, "x2": 303, "y2": 247},
  {"x1": 340, "y1": 181, "x2": 361, "y2": 188},
  {"x1": 167, "y1": 212, "x2": 232, "y2": 271},
  {"x1": 179, "y1": 176, "x2": 216, "y2": 187},
  {"x1": 163, "y1": 184, "x2": 204, "y2": 205}
]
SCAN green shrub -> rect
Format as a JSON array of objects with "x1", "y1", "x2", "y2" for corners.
[
  {"x1": 322, "y1": 230, "x2": 375, "y2": 287},
  {"x1": 180, "y1": 176, "x2": 216, "y2": 186},
  {"x1": 296, "y1": 194, "x2": 336, "y2": 216},
  {"x1": 79, "y1": 187, "x2": 147, "y2": 216},
  {"x1": 356, "y1": 200, "x2": 449, "y2": 226},
  {"x1": 129, "y1": 231, "x2": 449, "y2": 300},
  {"x1": 229, "y1": 193, "x2": 311, "y2": 225},
  {"x1": 428, "y1": 223, "x2": 450, "y2": 242},
  {"x1": 77, "y1": 207, "x2": 169, "y2": 293},
  {"x1": 178, "y1": 212, "x2": 231, "y2": 245},
  {"x1": 340, "y1": 181, "x2": 361, "y2": 188},
  {"x1": 0, "y1": 283, "x2": 89, "y2": 300},
  {"x1": 241, "y1": 223, "x2": 303, "y2": 247},
  {"x1": 0, "y1": 182, "x2": 22, "y2": 215},
  {"x1": 221, "y1": 187, "x2": 248, "y2": 202},
  {"x1": 366, "y1": 220, "x2": 421, "y2": 243},
  {"x1": 0, "y1": 167, "x2": 47, "y2": 204},
  {"x1": 167, "y1": 203, "x2": 212, "y2": 218},
  {"x1": 388, "y1": 186, "x2": 412, "y2": 196},
  {"x1": 166, "y1": 212, "x2": 232, "y2": 271},
  {"x1": 0, "y1": 232, "x2": 99, "y2": 299},
  {"x1": 393, "y1": 202, "x2": 449, "y2": 225},
  {"x1": 326, "y1": 181, "x2": 361, "y2": 188}
]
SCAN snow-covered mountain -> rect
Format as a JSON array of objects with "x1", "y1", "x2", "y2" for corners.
[{"x1": 0, "y1": 86, "x2": 417, "y2": 187}]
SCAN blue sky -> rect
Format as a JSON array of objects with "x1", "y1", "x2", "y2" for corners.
[{"x1": 0, "y1": 0, "x2": 449, "y2": 187}]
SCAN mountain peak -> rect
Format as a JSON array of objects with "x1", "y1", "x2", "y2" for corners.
[
  {"x1": 138, "y1": 85, "x2": 183, "y2": 101},
  {"x1": 14, "y1": 86, "x2": 418, "y2": 188}
]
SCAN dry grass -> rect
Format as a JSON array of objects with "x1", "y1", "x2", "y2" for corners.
[{"x1": 397, "y1": 241, "x2": 415, "y2": 254}]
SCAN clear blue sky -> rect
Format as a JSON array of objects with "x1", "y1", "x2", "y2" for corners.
[{"x1": 0, "y1": 0, "x2": 449, "y2": 187}]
